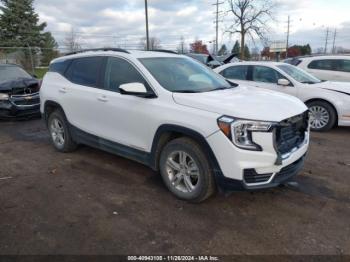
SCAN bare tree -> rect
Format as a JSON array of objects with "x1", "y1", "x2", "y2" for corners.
[
  {"x1": 176, "y1": 36, "x2": 188, "y2": 54},
  {"x1": 226, "y1": 0, "x2": 275, "y2": 59},
  {"x1": 64, "y1": 28, "x2": 81, "y2": 53},
  {"x1": 140, "y1": 37, "x2": 161, "y2": 50}
]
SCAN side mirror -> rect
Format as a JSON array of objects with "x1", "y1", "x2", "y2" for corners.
[
  {"x1": 119, "y1": 82, "x2": 156, "y2": 98},
  {"x1": 277, "y1": 79, "x2": 290, "y2": 86}
]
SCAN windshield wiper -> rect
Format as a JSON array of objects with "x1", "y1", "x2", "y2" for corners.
[
  {"x1": 300, "y1": 81, "x2": 318, "y2": 84},
  {"x1": 209, "y1": 86, "x2": 233, "y2": 92},
  {"x1": 174, "y1": 90, "x2": 203, "y2": 93}
]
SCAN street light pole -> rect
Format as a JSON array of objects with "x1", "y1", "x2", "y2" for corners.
[{"x1": 145, "y1": 0, "x2": 150, "y2": 51}]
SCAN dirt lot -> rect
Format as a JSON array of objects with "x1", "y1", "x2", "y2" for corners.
[{"x1": 0, "y1": 118, "x2": 349, "y2": 255}]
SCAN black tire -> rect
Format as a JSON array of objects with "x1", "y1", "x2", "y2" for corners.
[
  {"x1": 47, "y1": 109, "x2": 77, "y2": 152},
  {"x1": 307, "y1": 100, "x2": 336, "y2": 132},
  {"x1": 159, "y1": 137, "x2": 216, "y2": 202}
]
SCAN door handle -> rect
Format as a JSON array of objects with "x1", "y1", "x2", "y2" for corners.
[
  {"x1": 59, "y1": 87, "x2": 67, "y2": 93},
  {"x1": 97, "y1": 95, "x2": 108, "y2": 102}
]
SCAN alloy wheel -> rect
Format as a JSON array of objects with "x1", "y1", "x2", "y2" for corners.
[
  {"x1": 165, "y1": 151, "x2": 200, "y2": 193},
  {"x1": 50, "y1": 118, "x2": 65, "y2": 148}
]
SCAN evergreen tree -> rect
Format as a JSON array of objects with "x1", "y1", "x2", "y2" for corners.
[
  {"x1": 244, "y1": 45, "x2": 251, "y2": 60},
  {"x1": 218, "y1": 44, "x2": 228, "y2": 56},
  {"x1": 0, "y1": 0, "x2": 56, "y2": 69},
  {"x1": 41, "y1": 32, "x2": 59, "y2": 66},
  {"x1": 231, "y1": 40, "x2": 240, "y2": 54}
]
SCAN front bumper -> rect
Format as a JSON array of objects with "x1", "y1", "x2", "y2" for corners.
[
  {"x1": 0, "y1": 93, "x2": 40, "y2": 118},
  {"x1": 207, "y1": 129, "x2": 309, "y2": 191}
]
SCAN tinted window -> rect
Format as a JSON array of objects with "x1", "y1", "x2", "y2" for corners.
[
  {"x1": 104, "y1": 57, "x2": 148, "y2": 92},
  {"x1": 308, "y1": 59, "x2": 334, "y2": 70},
  {"x1": 49, "y1": 59, "x2": 72, "y2": 75},
  {"x1": 334, "y1": 59, "x2": 350, "y2": 72},
  {"x1": 221, "y1": 66, "x2": 248, "y2": 80},
  {"x1": 66, "y1": 57, "x2": 104, "y2": 87},
  {"x1": 252, "y1": 66, "x2": 284, "y2": 84}
]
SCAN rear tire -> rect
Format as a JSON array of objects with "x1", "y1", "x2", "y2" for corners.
[
  {"x1": 307, "y1": 101, "x2": 336, "y2": 132},
  {"x1": 48, "y1": 110, "x2": 77, "y2": 152},
  {"x1": 159, "y1": 137, "x2": 215, "y2": 202}
]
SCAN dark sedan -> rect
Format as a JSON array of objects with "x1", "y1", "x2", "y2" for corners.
[{"x1": 0, "y1": 64, "x2": 40, "y2": 119}]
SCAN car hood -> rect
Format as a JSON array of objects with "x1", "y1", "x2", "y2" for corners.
[
  {"x1": 0, "y1": 78, "x2": 38, "y2": 92},
  {"x1": 312, "y1": 81, "x2": 350, "y2": 95},
  {"x1": 173, "y1": 86, "x2": 308, "y2": 122}
]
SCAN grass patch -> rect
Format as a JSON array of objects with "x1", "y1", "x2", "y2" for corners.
[{"x1": 34, "y1": 67, "x2": 49, "y2": 79}]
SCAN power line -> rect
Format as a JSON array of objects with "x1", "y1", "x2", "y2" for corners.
[
  {"x1": 332, "y1": 28, "x2": 337, "y2": 54},
  {"x1": 286, "y1": 15, "x2": 291, "y2": 58},
  {"x1": 213, "y1": 0, "x2": 224, "y2": 55},
  {"x1": 324, "y1": 27, "x2": 330, "y2": 54}
]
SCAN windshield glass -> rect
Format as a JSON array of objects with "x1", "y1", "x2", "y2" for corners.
[
  {"x1": 277, "y1": 64, "x2": 321, "y2": 84},
  {"x1": 0, "y1": 65, "x2": 32, "y2": 82},
  {"x1": 139, "y1": 57, "x2": 232, "y2": 93}
]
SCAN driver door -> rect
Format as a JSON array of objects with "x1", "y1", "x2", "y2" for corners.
[{"x1": 251, "y1": 65, "x2": 296, "y2": 97}]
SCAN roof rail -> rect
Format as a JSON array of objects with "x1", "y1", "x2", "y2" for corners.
[
  {"x1": 151, "y1": 49, "x2": 178, "y2": 54},
  {"x1": 64, "y1": 48, "x2": 129, "y2": 56}
]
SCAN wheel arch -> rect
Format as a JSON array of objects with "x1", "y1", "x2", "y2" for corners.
[
  {"x1": 150, "y1": 124, "x2": 222, "y2": 175},
  {"x1": 305, "y1": 98, "x2": 339, "y2": 125},
  {"x1": 43, "y1": 100, "x2": 67, "y2": 125}
]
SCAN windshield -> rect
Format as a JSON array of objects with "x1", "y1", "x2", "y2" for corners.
[
  {"x1": 139, "y1": 57, "x2": 231, "y2": 93},
  {"x1": 277, "y1": 64, "x2": 321, "y2": 84},
  {"x1": 0, "y1": 65, "x2": 32, "y2": 83}
]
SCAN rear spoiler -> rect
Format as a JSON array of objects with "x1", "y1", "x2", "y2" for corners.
[{"x1": 223, "y1": 53, "x2": 239, "y2": 64}]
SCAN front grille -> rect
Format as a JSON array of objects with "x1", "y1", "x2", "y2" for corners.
[
  {"x1": 11, "y1": 84, "x2": 40, "y2": 95},
  {"x1": 13, "y1": 97, "x2": 40, "y2": 106},
  {"x1": 275, "y1": 111, "x2": 309, "y2": 155},
  {"x1": 243, "y1": 169, "x2": 273, "y2": 184}
]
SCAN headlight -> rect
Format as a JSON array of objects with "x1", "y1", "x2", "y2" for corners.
[
  {"x1": 0, "y1": 93, "x2": 9, "y2": 101},
  {"x1": 218, "y1": 116, "x2": 275, "y2": 151}
]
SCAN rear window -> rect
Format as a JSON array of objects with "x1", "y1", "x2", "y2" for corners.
[
  {"x1": 284, "y1": 58, "x2": 302, "y2": 66},
  {"x1": 49, "y1": 59, "x2": 72, "y2": 75},
  {"x1": 65, "y1": 57, "x2": 104, "y2": 87},
  {"x1": 221, "y1": 66, "x2": 248, "y2": 80}
]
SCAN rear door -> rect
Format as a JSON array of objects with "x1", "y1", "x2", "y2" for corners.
[
  {"x1": 60, "y1": 56, "x2": 106, "y2": 134},
  {"x1": 219, "y1": 65, "x2": 251, "y2": 86},
  {"x1": 333, "y1": 59, "x2": 350, "y2": 81}
]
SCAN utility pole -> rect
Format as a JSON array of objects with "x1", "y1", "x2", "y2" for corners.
[
  {"x1": 324, "y1": 27, "x2": 329, "y2": 54},
  {"x1": 332, "y1": 28, "x2": 337, "y2": 54},
  {"x1": 144, "y1": 0, "x2": 150, "y2": 51},
  {"x1": 286, "y1": 15, "x2": 290, "y2": 58},
  {"x1": 213, "y1": 0, "x2": 223, "y2": 55}
]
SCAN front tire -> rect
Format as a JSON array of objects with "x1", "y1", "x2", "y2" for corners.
[
  {"x1": 159, "y1": 137, "x2": 215, "y2": 202},
  {"x1": 48, "y1": 110, "x2": 77, "y2": 152},
  {"x1": 307, "y1": 101, "x2": 336, "y2": 132}
]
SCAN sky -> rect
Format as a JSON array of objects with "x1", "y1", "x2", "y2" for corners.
[{"x1": 33, "y1": 0, "x2": 350, "y2": 53}]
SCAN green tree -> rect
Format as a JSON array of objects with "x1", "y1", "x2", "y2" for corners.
[
  {"x1": 244, "y1": 44, "x2": 251, "y2": 60},
  {"x1": 41, "y1": 32, "x2": 59, "y2": 66},
  {"x1": 231, "y1": 40, "x2": 240, "y2": 54},
  {"x1": 218, "y1": 44, "x2": 228, "y2": 56},
  {"x1": 0, "y1": 0, "x2": 56, "y2": 69}
]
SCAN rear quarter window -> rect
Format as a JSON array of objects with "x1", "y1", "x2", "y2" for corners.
[
  {"x1": 65, "y1": 57, "x2": 104, "y2": 87},
  {"x1": 49, "y1": 59, "x2": 72, "y2": 75}
]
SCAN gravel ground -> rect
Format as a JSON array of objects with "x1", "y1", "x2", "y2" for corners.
[{"x1": 0, "y1": 119, "x2": 349, "y2": 255}]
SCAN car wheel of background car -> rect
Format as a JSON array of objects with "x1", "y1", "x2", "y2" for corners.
[
  {"x1": 48, "y1": 110, "x2": 77, "y2": 152},
  {"x1": 159, "y1": 137, "x2": 215, "y2": 202},
  {"x1": 307, "y1": 101, "x2": 336, "y2": 132}
]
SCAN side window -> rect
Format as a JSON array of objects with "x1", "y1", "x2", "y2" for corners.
[
  {"x1": 221, "y1": 66, "x2": 248, "y2": 80},
  {"x1": 49, "y1": 59, "x2": 72, "y2": 75},
  {"x1": 65, "y1": 57, "x2": 104, "y2": 87},
  {"x1": 308, "y1": 60, "x2": 334, "y2": 70},
  {"x1": 335, "y1": 59, "x2": 350, "y2": 72},
  {"x1": 252, "y1": 66, "x2": 283, "y2": 84},
  {"x1": 104, "y1": 57, "x2": 148, "y2": 92}
]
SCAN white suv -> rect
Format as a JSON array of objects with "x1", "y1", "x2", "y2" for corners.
[
  {"x1": 40, "y1": 48, "x2": 310, "y2": 202},
  {"x1": 286, "y1": 55, "x2": 350, "y2": 82}
]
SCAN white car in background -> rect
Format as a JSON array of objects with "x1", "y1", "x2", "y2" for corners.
[
  {"x1": 285, "y1": 55, "x2": 350, "y2": 82},
  {"x1": 215, "y1": 62, "x2": 350, "y2": 131}
]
